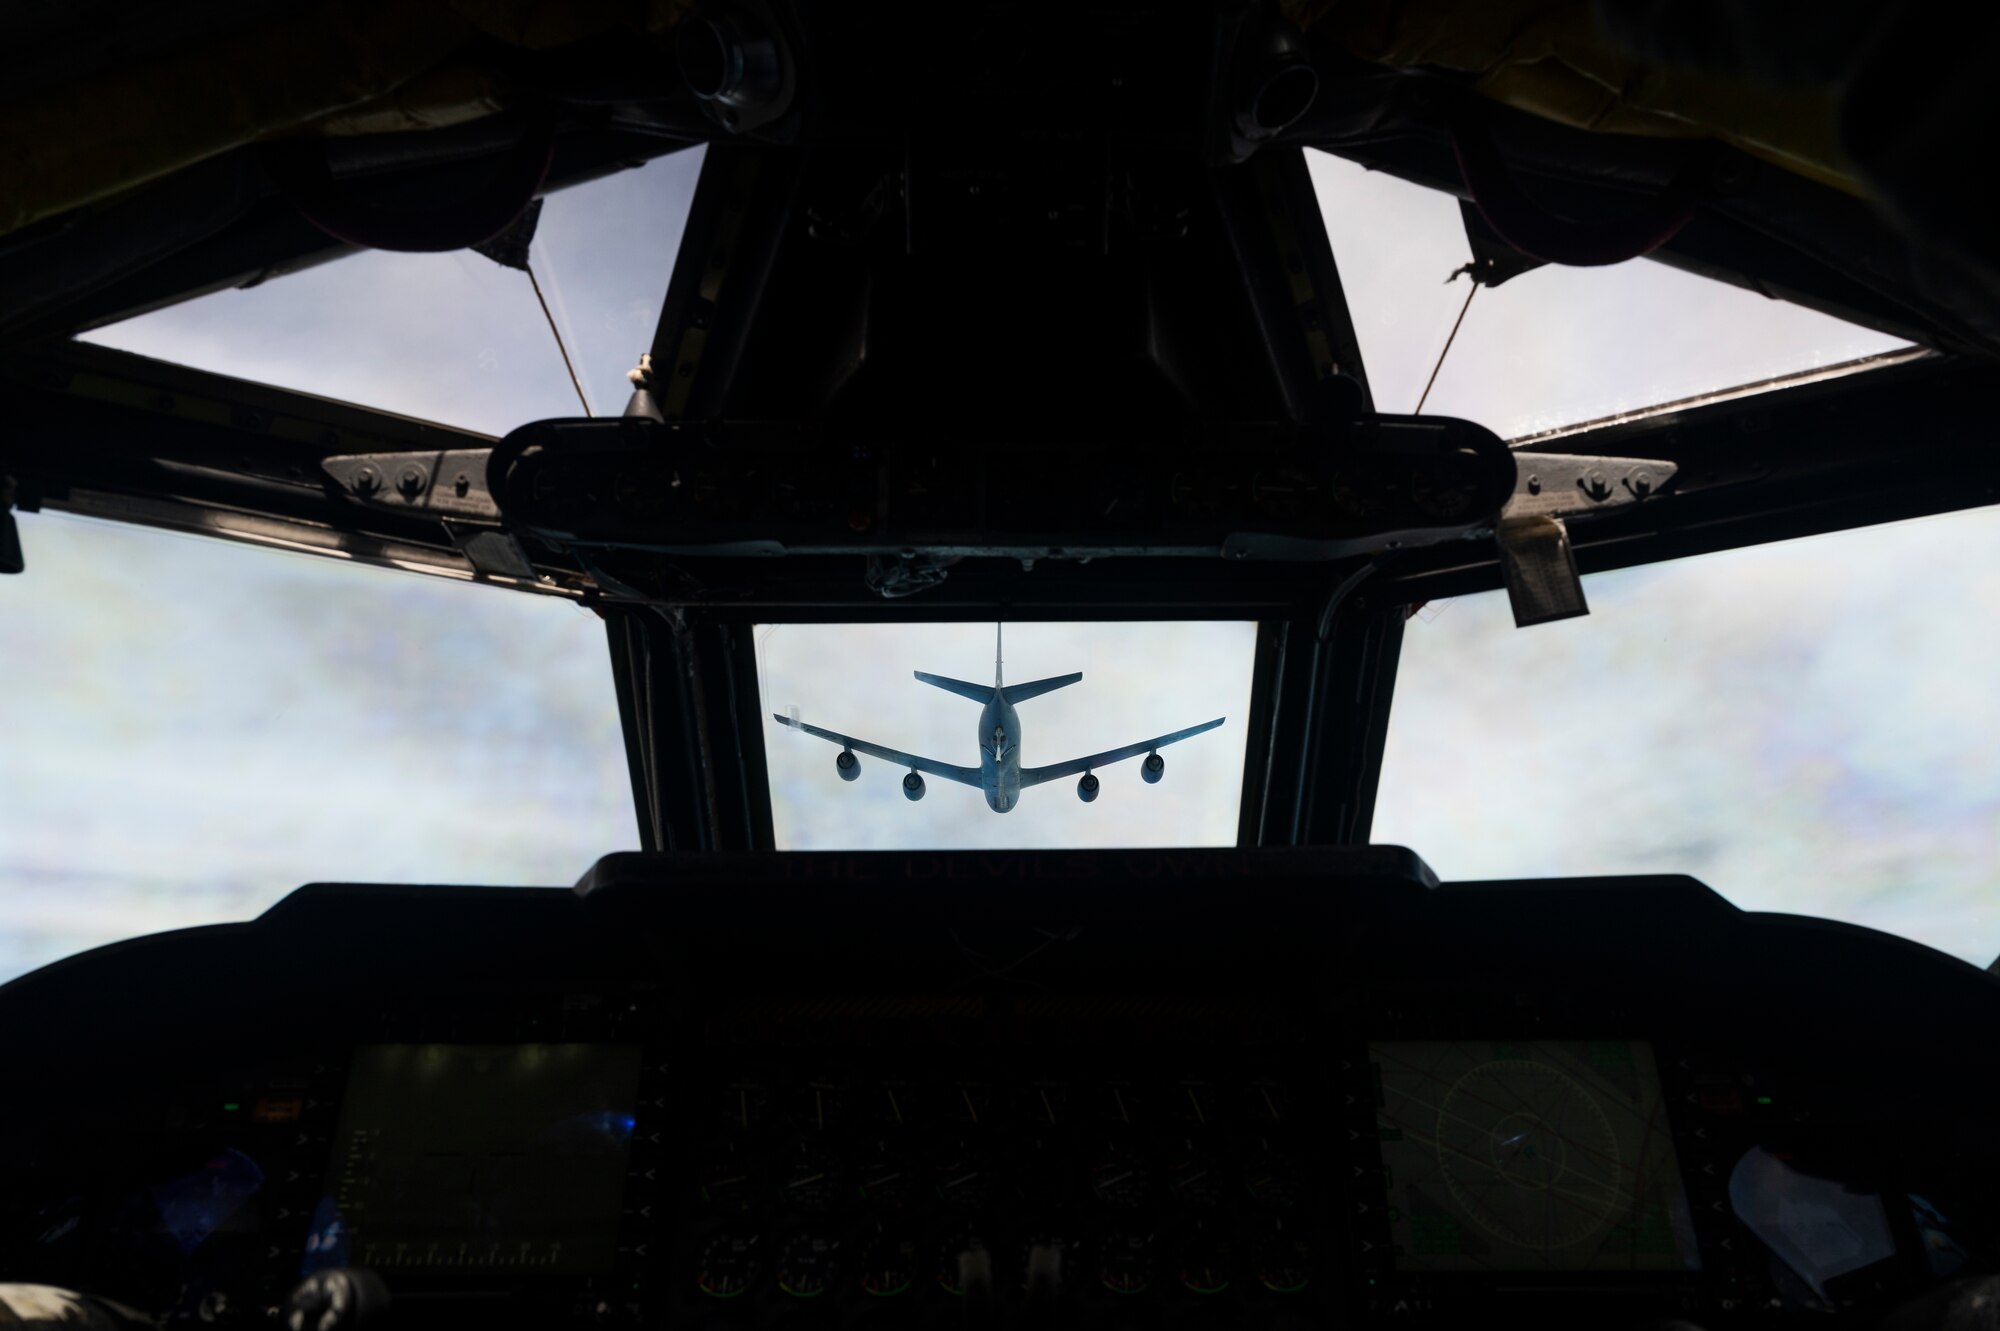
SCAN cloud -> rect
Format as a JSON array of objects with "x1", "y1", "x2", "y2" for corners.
[
  {"x1": 0, "y1": 512, "x2": 635, "y2": 983},
  {"x1": 1374, "y1": 508, "x2": 2000, "y2": 965}
]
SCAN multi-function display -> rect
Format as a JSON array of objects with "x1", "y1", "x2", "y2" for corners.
[
  {"x1": 325, "y1": 1043, "x2": 644, "y2": 1273},
  {"x1": 1369, "y1": 1039, "x2": 1699, "y2": 1273}
]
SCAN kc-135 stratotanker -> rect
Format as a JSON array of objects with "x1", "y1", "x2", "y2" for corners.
[{"x1": 775, "y1": 626, "x2": 1224, "y2": 812}]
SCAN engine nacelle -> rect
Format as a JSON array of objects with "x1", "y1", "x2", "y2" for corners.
[
  {"x1": 1077, "y1": 772, "x2": 1100, "y2": 803},
  {"x1": 903, "y1": 771, "x2": 926, "y2": 801},
  {"x1": 836, "y1": 749, "x2": 861, "y2": 782},
  {"x1": 1141, "y1": 752, "x2": 1165, "y2": 784}
]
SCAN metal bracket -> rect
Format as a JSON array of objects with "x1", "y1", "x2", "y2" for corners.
[
  {"x1": 1503, "y1": 452, "x2": 1677, "y2": 521},
  {"x1": 322, "y1": 450, "x2": 502, "y2": 523},
  {"x1": 1489, "y1": 451, "x2": 1676, "y2": 626},
  {"x1": 320, "y1": 455, "x2": 537, "y2": 577}
]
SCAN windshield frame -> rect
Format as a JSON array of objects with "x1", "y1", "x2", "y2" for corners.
[{"x1": 1367, "y1": 352, "x2": 1995, "y2": 623}]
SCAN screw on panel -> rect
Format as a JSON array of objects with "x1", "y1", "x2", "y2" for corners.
[
  {"x1": 396, "y1": 466, "x2": 427, "y2": 498},
  {"x1": 351, "y1": 466, "x2": 382, "y2": 497}
]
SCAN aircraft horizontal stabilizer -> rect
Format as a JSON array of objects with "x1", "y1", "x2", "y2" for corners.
[
  {"x1": 914, "y1": 671, "x2": 994, "y2": 703},
  {"x1": 1001, "y1": 672, "x2": 1082, "y2": 705}
]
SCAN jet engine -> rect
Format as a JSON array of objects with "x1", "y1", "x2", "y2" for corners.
[
  {"x1": 1077, "y1": 772, "x2": 1100, "y2": 803},
  {"x1": 837, "y1": 749, "x2": 861, "y2": 781},
  {"x1": 1141, "y1": 752, "x2": 1165, "y2": 784},
  {"x1": 903, "y1": 771, "x2": 926, "y2": 801}
]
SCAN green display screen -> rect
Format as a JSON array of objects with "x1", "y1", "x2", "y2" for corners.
[
  {"x1": 326, "y1": 1043, "x2": 643, "y2": 1273},
  {"x1": 1368, "y1": 1039, "x2": 1700, "y2": 1273}
]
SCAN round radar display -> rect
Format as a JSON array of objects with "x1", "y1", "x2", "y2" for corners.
[{"x1": 1435, "y1": 1059, "x2": 1623, "y2": 1250}]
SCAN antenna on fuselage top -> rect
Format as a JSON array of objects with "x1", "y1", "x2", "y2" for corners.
[{"x1": 995, "y1": 621, "x2": 1003, "y2": 690}]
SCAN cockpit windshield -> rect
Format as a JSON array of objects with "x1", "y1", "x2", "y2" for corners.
[
  {"x1": 4, "y1": 143, "x2": 1968, "y2": 975},
  {"x1": 1375, "y1": 503, "x2": 2000, "y2": 967},
  {"x1": 0, "y1": 512, "x2": 637, "y2": 985},
  {"x1": 758, "y1": 622, "x2": 1256, "y2": 850}
]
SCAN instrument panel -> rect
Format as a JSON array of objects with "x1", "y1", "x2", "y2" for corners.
[
  {"x1": 671, "y1": 1003, "x2": 1344, "y2": 1327},
  {"x1": 1, "y1": 849, "x2": 1996, "y2": 1331}
]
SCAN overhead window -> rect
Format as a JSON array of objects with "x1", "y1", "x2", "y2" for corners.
[
  {"x1": 1372, "y1": 504, "x2": 2000, "y2": 968},
  {"x1": 78, "y1": 148, "x2": 705, "y2": 438},
  {"x1": 1307, "y1": 150, "x2": 1915, "y2": 440},
  {"x1": 757, "y1": 621, "x2": 1257, "y2": 850}
]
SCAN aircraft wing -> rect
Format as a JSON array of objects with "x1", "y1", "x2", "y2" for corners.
[
  {"x1": 772, "y1": 714, "x2": 983, "y2": 787},
  {"x1": 1018, "y1": 717, "x2": 1226, "y2": 787}
]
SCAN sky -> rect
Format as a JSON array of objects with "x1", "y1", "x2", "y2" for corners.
[
  {"x1": 1304, "y1": 152, "x2": 1908, "y2": 435},
  {"x1": 77, "y1": 147, "x2": 708, "y2": 437},
  {"x1": 3, "y1": 141, "x2": 1985, "y2": 977}
]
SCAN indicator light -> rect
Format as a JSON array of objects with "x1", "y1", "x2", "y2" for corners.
[
  {"x1": 1756, "y1": 1096, "x2": 1773, "y2": 1105},
  {"x1": 221, "y1": 1102, "x2": 240, "y2": 1111}
]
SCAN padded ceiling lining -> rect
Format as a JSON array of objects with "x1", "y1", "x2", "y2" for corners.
[
  {"x1": 1287, "y1": 0, "x2": 1865, "y2": 198},
  {"x1": 0, "y1": 0, "x2": 690, "y2": 240}
]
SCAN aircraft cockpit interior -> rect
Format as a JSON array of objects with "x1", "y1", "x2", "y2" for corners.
[{"x1": 4, "y1": 6, "x2": 1999, "y2": 1330}]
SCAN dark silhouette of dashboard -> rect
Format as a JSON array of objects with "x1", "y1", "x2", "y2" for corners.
[{"x1": 1, "y1": 850, "x2": 1993, "y2": 1330}]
